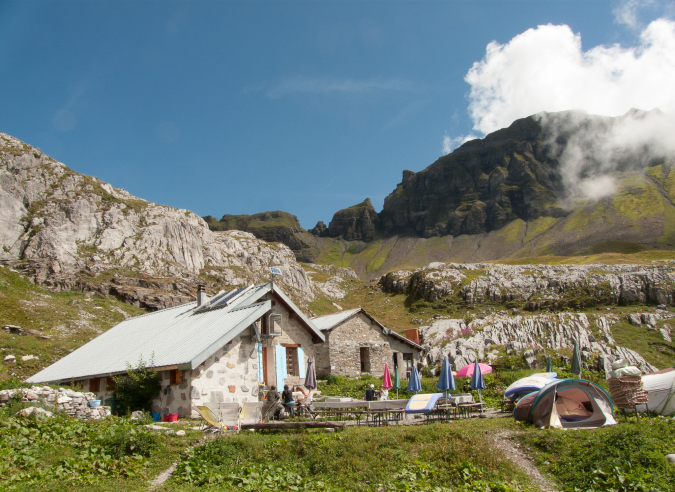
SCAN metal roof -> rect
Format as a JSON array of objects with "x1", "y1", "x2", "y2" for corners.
[
  {"x1": 27, "y1": 281, "x2": 325, "y2": 384},
  {"x1": 311, "y1": 308, "x2": 423, "y2": 351},
  {"x1": 28, "y1": 300, "x2": 271, "y2": 384},
  {"x1": 311, "y1": 308, "x2": 361, "y2": 331}
]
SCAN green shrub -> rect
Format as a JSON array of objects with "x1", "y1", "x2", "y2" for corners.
[
  {"x1": 95, "y1": 426, "x2": 156, "y2": 459},
  {"x1": 113, "y1": 355, "x2": 161, "y2": 412}
]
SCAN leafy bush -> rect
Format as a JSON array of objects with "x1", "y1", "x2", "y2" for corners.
[
  {"x1": 113, "y1": 354, "x2": 161, "y2": 412},
  {"x1": 95, "y1": 425, "x2": 156, "y2": 459}
]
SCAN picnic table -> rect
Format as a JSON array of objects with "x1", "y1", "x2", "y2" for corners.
[{"x1": 457, "y1": 402, "x2": 485, "y2": 418}]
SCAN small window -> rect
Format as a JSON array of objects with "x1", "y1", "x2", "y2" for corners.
[
  {"x1": 89, "y1": 378, "x2": 100, "y2": 393},
  {"x1": 286, "y1": 347, "x2": 298, "y2": 377},
  {"x1": 169, "y1": 370, "x2": 185, "y2": 385},
  {"x1": 106, "y1": 377, "x2": 117, "y2": 391},
  {"x1": 403, "y1": 353, "x2": 413, "y2": 379}
]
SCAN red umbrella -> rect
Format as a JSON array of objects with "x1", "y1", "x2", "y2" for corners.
[
  {"x1": 382, "y1": 363, "x2": 393, "y2": 390},
  {"x1": 456, "y1": 362, "x2": 493, "y2": 378}
]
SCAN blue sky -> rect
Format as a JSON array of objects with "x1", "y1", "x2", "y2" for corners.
[{"x1": 1, "y1": 0, "x2": 673, "y2": 229}]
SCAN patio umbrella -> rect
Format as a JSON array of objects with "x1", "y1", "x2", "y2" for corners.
[
  {"x1": 469, "y1": 359, "x2": 486, "y2": 414},
  {"x1": 407, "y1": 366, "x2": 422, "y2": 393},
  {"x1": 304, "y1": 356, "x2": 317, "y2": 391},
  {"x1": 382, "y1": 363, "x2": 393, "y2": 399},
  {"x1": 456, "y1": 362, "x2": 493, "y2": 378},
  {"x1": 546, "y1": 356, "x2": 552, "y2": 373},
  {"x1": 436, "y1": 356, "x2": 455, "y2": 400},
  {"x1": 393, "y1": 366, "x2": 401, "y2": 399},
  {"x1": 571, "y1": 339, "x2": 582, "y2": 378}
]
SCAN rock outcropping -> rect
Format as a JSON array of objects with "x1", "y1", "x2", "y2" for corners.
[
  {"x1": 312, "y1": 198, "x2": 381, "y2": 242},
  {"x1": 419, "y1": 311, "x2": 661, "y2": 376},
  {"x1": 0, "y1": 133, "x2": 314, "y2": 309},
  {"x1": 381, "y1": 262, "x2": 675, "y2": 308},
  {"x1": 203, "y1": 211, "x2": 319, "y2": 263}
]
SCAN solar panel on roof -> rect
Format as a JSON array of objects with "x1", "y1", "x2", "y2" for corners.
[{"x1": 209, "y1": 287, "x2": 247, "y2": 308}]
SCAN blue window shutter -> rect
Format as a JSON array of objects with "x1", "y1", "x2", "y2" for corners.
[
  {"x1": 256, "y1": 343, "x2": 263, "y2": 383},
  {"x1": 275, "y1": 346, "x2": 286, "y2": 390},
  {"x1": 298, "y1": 347, "x2": 305, "y2": 376}
]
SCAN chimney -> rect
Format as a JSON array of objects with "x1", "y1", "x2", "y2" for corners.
[{"x1": 197, "y1": 284, "x2": 207, "y2": 307}]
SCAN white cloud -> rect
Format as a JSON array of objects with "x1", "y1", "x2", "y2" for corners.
[
  {"x1": 442, "y1": 133, "x2": 478, "y2": 155},
  {"x1": 539, "y1": 108, "x2": 675, "y2": 202},
  {"x1": 464, "y1": 19, "x2": 675, "y2": 135},
  {"x1": 614, "y1": 0, "x2": 652, "y2": 27}
]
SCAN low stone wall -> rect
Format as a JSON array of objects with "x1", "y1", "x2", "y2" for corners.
[{"x1": 0, "y1": 386, "x2": 111, "y2": 419}]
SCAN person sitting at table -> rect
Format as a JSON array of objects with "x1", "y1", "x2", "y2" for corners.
[
  {"x1": 365, "y1": 384, "x2": 377, "y2": 401},
  {"x1": 266, "y1": 385, "x2": 280, "y2": 402},
  {"x1": 282, "y1": 384, "x2": 296, "y2": 417}
]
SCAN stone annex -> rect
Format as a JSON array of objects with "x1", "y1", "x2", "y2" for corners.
[
  {"x1": 26, "y1": 283, "x2": 416, "y2": 418},
  {"x1": 311, "y1": 308, "x2": 423, "y2": 378}
]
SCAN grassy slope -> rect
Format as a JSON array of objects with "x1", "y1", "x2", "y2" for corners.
[{"x1": 0, "y1": 266, "x2": 145, "y2": 383}]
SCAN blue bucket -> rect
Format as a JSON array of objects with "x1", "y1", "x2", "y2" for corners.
[
  {"x1": 88, "y1": 400, "x2": 101, "y2": 407},
  {"x1": 152, "y1": 412, "x2": 161, "y2": 422}
]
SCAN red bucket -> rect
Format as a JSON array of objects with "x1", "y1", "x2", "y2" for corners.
[{"x1": 163, "y1": 413, "x2": 178, "y2": 422}]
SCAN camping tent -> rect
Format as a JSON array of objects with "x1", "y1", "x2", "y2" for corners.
[
  {"x1": 513, "y1": 379, "x2": 616, "y2": 429},
  {"x1": 504, "y1": 375, "x2": 559, "y2": 401},
  {"x1": 641, "y1": 368, "x2": 675, "y2": 416}
]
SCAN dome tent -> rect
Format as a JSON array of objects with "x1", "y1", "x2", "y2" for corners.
[
  {"x1": 641, "y1": 368, "x2": 675, "y2": 416},
  {"x1": 504, "y1": 374, "x2": 558, "y2": 401},
  {"x1": 514, "y1": 379, "x2": 616, "y2": 429}
]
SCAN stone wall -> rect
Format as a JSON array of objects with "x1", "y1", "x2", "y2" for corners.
[
  {"x1": 260, "y1": 294, "x2": 321, "y2": 389},
  {"x1": 324, "y1": 313, "x2": 421, "y2": 377},
  {"x1": 0, "y1": 386, "x2": 111, "y2": 419}
]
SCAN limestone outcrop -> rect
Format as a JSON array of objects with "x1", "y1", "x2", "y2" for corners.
[
  {"x1": 380, "y1": 262, "x2": 675, "y2": 307},
  {"x1": 420, "y1": 311, "x2": 662, "y2": 376},
  {"x1": 0, "y1": 133, "x2": 314, "y2": 309}
]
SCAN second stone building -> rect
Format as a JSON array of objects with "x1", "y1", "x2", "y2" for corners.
[{"x1": 311, "y1": 308, "x2": 423, "y2": 378}]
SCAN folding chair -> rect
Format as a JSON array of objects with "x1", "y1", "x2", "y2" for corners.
[
  {"x1": 218, "y1": 402, "x2": 242, "y2": 433},
  {"x1": 193, "y1": 405, "x2": 226, "y2": 433}
]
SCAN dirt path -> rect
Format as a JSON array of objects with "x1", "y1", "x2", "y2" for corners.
[
  {"x1": 148, "y1": 436, "x2": 208, "y2": 490},
  {"x1": 491, "y1": 431, "x2": 559, "y2": 492}
]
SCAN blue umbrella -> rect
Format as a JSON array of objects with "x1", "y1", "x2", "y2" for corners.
[
  {"x1": 469, "y1": 359, "x2": 486, "y2": 414},
  {"x1": 570, "y1": 339, "x2": 582, "y2": 378},
  {"x1": 436, "y1": 356, "x2": 455, "y2": 399},
  {"x1": 407, "y1": 365, "x2": 422, "y2": 393}
]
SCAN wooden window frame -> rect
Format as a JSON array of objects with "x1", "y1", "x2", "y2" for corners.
[
  {"x1": 169, "y1": 369, "x2": 184, "y2": 385},
  {"x1": 89, "y1": 378, "x2": 100, "y2": 393},
  {"x1": 106, "y1": 377, "x2": 117, "y2": 392},
  {"x1": 286, "y1": 347, "x2": 298, "y2": 377}
]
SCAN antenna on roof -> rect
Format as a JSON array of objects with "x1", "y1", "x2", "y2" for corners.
[{"x1": 269, "y1": 267, "x2": 281, "y2": 291}]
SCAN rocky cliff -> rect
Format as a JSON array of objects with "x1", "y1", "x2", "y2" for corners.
[
  {"x1": 204, "y1": 211, "x2": 319, "y2": 263},
  {"x1": 0, "y1": 133, "x2": 314, "y2": 310},
  {"x1": 312, "y1": 198, "x2": 381, "y2": 242},
  {"x1": 380, "y1": 261, "x2": 675, "y2": 308}
]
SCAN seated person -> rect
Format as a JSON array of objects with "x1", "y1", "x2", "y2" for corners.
[
  {"x1": 266, "y1": 385, "x2": 280, "y2": 402},
  {"x1": 365, "y1": 384, "x2": 377, "y2": 401},
  {"x1": 282, "y1": 384, "x2": 296, "y2": 417}
]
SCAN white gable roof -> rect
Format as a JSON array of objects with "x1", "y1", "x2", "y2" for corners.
[{"x1": 27, "y1": 282, "x2": 324, "y2": 384}]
